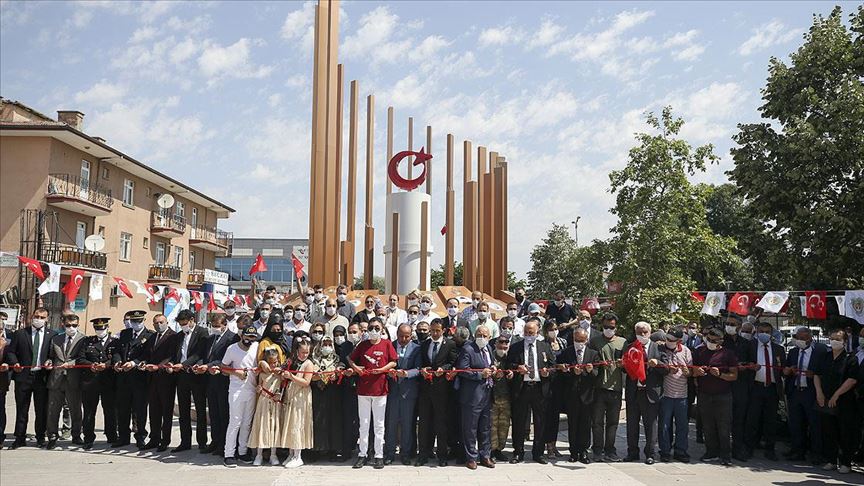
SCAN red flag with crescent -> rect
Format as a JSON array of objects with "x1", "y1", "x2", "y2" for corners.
[
  {"x1": 207, "y1": 292, "x2": 217, "y2": 312},
  {"x1": 190, "y1": 291, "x2": 202, "y2": 311},
  {"x1": 291, "y1": 253, "x2": 304, "y2": 280},
  {"x1": 62, "y1": 269, "x2": 85, "y2": 304},
  {"x1": 580, "y1": 297, "x2": 601, "y2": 315},
  {"x1": 727, "y1": 292, "x2": 752, "y2": 315},
  {"x1": 18, "y1": 256, "x2": 45, "y2": 279},
  {"x1": 805, "y1": 291, "x2": 827, "y2": 319},
  {"x1": 690, "y1": 291, "x2": 705, "y2": 302},
  {"x1": 249, "y1": 254, "x2": 268, "y2": 276},
  {"x1": 113, "y1": 276, "x2": 133, "y2": 298},
  {"x1": 622, "y1": 340, "x2": 647, "y2": 382},
  {"x1": 388, "y1": 147, "x2": 432, "y2": 191}
]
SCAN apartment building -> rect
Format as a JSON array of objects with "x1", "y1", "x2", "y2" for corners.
[{"x1": 0, "y1": 98, "x2": 234, "y2": 331}]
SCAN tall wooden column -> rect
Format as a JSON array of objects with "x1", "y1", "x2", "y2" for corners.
[
  {"x1": 462, "y1": 140, "x2": 477, "y2": 290},
  {"x1": 425, "y1": 125, "x2": 432, "y2": 195},
  {"x1": 475, "y1": 146, "x2": 487, "y2": 293},
  {"x1": 363, "y1": 94, "x2": 375, "y2": 290},
  {"x1": 340, "y1": 78, "x2": 358, "y2": 287},
  {"x1": 386, "y1": 107, "x2": 393, "y2": 194},
  {"x1": 444, "y1": 134, "x2": 455, "y2": 286},
  {"x1": 482, "y1": 151, "x2": 497, "y2": 294},
  {"x1": 493, "y1": 155, "x2": 508, "y2": 294}
]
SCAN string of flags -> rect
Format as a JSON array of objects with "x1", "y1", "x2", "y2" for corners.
[{"x1": 694, "y1": 290, "x2": 864, "y2": 325}]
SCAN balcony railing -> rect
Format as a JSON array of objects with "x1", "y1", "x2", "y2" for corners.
[
  {"x1": 148, "y1": 264, "x2": 181, "y2": 282},
  {"x1": 41, "y1": 243, "x2": 107, "y2": 272},
  {"x1": 187, "y1": 270, "x2": 205, "y2": 287},
  {"x1": 190, "y1": 224, "x2": 232, "y2": 251},
  {"x1": 47, "y1": 173, "x2": 113, "y2": 211},
  {"x1": 151, "y1": 211, "x2": 186, "y2": 234}
]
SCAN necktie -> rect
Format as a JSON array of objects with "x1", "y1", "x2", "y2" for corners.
[
  {"x1": 432, "y1": 341, "x2": 439, "y2": 360},
  {"x1": 798, "y1": 348, "x2": 806, "y2": 387},
  {"x1": 764, "y1": 344, "x2": 772, "y2": 385},
  {"x1": 482, "y1": 348, "x2": 493, "y2": 388},
  {"x1": 576, "y1": 348, "x2": 583, "y2": 365},
  {"x1": 64, "y1": 336, "x2": 71, "y2": 356},
  {"x1": 32, "y1": 329, "x2": 41, "y2": 366},
  {"x1": 210, "y1": 335, "x2": 219, "y2": 359},
  {"x1": 527, "y1": 343, "x2": 536, "y2": 380}
]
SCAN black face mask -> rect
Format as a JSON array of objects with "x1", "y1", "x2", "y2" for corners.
[
  {"x1": 242, "y1": 339, "x2": 255, "y2": 346},
  {"x1": 516, "y1": 294, "x2": 524, "y2": 302},
  {"x1": 268, "y1": 331, "x2": 283, "y2": 342},
  {"x1": 416, "y1": 332, "x2": 429, "y2": 342}
]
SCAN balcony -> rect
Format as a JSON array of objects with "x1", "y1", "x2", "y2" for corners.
[
  {"x1": 187, "y1": 270, "x2": 205, "y2": 288},
  {"x1": 41, "y1": 243, "x2": 107, "y2": 273},
  {"x1": 150, "y1": 211, "x2": 186, "y2": 238},
  {"x1": 46, "y1": 173, "x2": 113, "y2": 216},
  {"x1": 148, "y1": 264, "x2": 181, "y2": 283},
  {"x1": 189, "y1": 224, "x2": 232, "y2": 254}
]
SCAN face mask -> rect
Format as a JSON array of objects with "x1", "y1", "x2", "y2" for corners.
[
  {"x1": 794, "y1": 339, "x2": 809, "y2": 349},
  {"x1": 579, "y1": 319, "x2": 591, "y2": 330},
  {"x1": 65, "y1": 326, "x2": 77, "y2": 337},
  {"x1": 259, "y1": 310, "x2": 270, "y2": 321},
  {"x1": 224, "y1": 308, "x2": 236, "y2": 317},
  {"x1": 665, "y1": 341, "x2": 678, "y2": 350},
  {"x1": 547, "y1": 330, "x2": 558, "y2": 340},
  {"x1": 516, "y1": 294, "x2": 524, "y2": 302},
  {"x1": 555, "y1": 300, "x2": 564, "y2": 306},
  {"x1": 181, "y1": 324, "x2": 193, "y2": 334},
  {"x1": 131, "y1": 321, "x2": 145, "y2": 332},
  {"x1": 320, "y1": 345, "x2": 334, "y2": 356},
  {"x1": 447, "y1": 307, "x2": 458, "y2": 317},
  {"x1": 337, "y1": 294, "x2": 347, "y2": 303},
  {"x1": 315, "y1": 293, "x2": 325, "y2": 302},
  {"x1": 31, "y1": 318, "x2": 46, "y2": 329},
  {"x1": 366, "y1": 304, "x2": 375, "y2": 311},
  {"x1": 573, "y1": 342, "x2": 586, "y2": 351},
  {"x1": 603, "y1": 328, "x2": 615, "y2": 338},
  {"x1": 495, "y1": 348, "x2": 507, "y2": 358},
  {"x1": 416, "y1": 331, "x2": 429, "y2": 342},
  {"x1": 266, "y1": 298, "x2": 276, "y2": 305},
  {"x1": 725, "y1": 325, "x2": 738, "y2": 336},
  {"x1": 475, "y1": 337, "x2": 489, "y2": 349},
  {"x1": 305, "y1": 296, "x2": 314, "y2": 304},
  {"x1": 242, "y1": 338, "x2": 255, "y2": 347},
  {"x1": 756, "y1": 333, "x2": 771, "y2": 344},
  {"x1": 501, "y1": 329, "x2": 513, "y2": 337},
  {"x1": 688, "y1": 329, "x2": 697, "y2": 336},
  {"x1": 156, "y1": 322, "x2": 169, "y2": 333},
  {"x1": 472, "y1": 299, "x2": 481, "y2": 307},
  {"x1": 334, "y1": 335, "x2": 346, "y2": 346},
  {"x1": 209, "y1": 327, "x2": 224, "y2": 336},
  {"x1": 830, "y1": 340, "x2": 845, "y2": 351},
  {"x1": 706, "y1": 341, "x2": 719, "y2": 351},
  {"x1": 523, "y1": 335, "x2": 537, "y2": 345},
  {"x1": 347, "y1": 333, "x2": 360, "y2": 344},
  {"x1": 312, "y1": 332, "x2": 324, "y2": 341},
  {"x1": 507, "y1": 310, "x2": 518, "y2": 318},
  {"x1": 478, "y1": 311, "x2": 489, "y2": 320},
  {"x1": 408, "y1": 315, "x2": 418, "y2": 324},
  {"x1": 740, "y1": 332, "x2": 753, "y2": 341},
  {"x1": 95, "y1": 329, "x2": 108, "y2": 339},
  {"x1": 636, "y1": 334, "x2": 650, "y2": 345},
  {"x1": 368, "y1": 330, "x2": 381, "y2": 341},
  {"x1": 420, "y1": 302, "x2": 431, "y2": 312},
  {"x1": 325, "y1": 307, "x2": 336, "y2": 317},
  {"x1": 294, "y1": 310, "x2": 305, "y2": 321},
  {"x1": 282, "y1": 311, "x2": 293, "y2": 321}
]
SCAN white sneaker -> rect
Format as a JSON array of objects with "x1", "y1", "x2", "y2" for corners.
[
  {"x1": 822, "y1": 462, "x2": 837, "y2": 471},
  {"x1": 270, "y1": 454, "x2": 280, "y2": 466},
  {"x1": 837, "y1": 465, "x2": 851, "y2": 474},
  {"x1": 253, "y1": 454, "x2": 263, "y2": 466},
  {"x1": 284, "y1": 457, "x2": 303, "y2": 468}
]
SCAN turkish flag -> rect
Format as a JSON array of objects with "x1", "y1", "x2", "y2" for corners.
[
  {"x1": 727, "y1": 292, "x2": 753, "y2": 315},
  {"x1": 62, "y1": 269, "x2": 85, "y2": 304},
  {"x1": 580, "y1": 297, "x2": 601, "y2": 315},
  {"x1": 690, "y1": 291, "x2": 705, "y2": 302},
  {"x1": 18, "y1": 256, "x2": 45, "y2": 279},
  {"x1": 113, "y1": 277, "x2": 133, "y2": 298},
  {"x1": 622, "y1": 340, "x2": 647, "y2": 382},
  {"x1": 248, "y1": 254, "x2": 268, "y2": 276},
  {"x1": 291, "y1": 253, "x2": 304, "y2": 280},
  {"x1": 190, "y1": 291, "x2": 203, "y2": 312},
  {"x1": 805, "y1": 291, "x2": 827, "y2": 319},
  {"x1": 440, "y1": 225, "x2": 447, "y2": 236},
  {"x1": 164, "y1": 287, "x2": 180, "y2": 302},
  {"x1": 207, "y1": 292, "x2": 217, "y2": 311}
]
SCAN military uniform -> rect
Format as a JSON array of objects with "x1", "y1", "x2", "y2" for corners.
[
  {"x1": 111, "y1": 311, "x2": 154, "y2": 447},
  {"x1": 490, "y1": 343, "x2": 512, "y2": 456},
  {"x1": 76, "y1": 318, "x2": 118, "y2": 448}
]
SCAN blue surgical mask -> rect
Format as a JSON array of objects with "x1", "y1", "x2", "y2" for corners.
[
  {"x1": 756, "y1": 332, "x2": 771, "y2": 344},
  {"x1": 523, "y1": 335, "x2": 537, "y2": 345}
]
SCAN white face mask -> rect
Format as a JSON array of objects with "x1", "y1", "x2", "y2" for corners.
[
  {"x1": 636, "y1": 334, "x2": 650, "y2": 345},
  {"x1": 573, "y1": 342, "x2": 586, "y2": 351},
  {"x1": 95, "y1": 329, "x2": 108, "y2": 339},
  {"x1": 156, "y1": 322, "x2": 169, "y2": 333},
  {"x1": 408, "y1": 299, "x2": 419, "y2": 307},
  {"x1": 320, "y1": 345, "x2": 334, "y2": 356},
  {"x1": 740, "y1": 332, "x2": 753, "y2": 341},
  {"x1": 259, "y1": 310, "x2": 270, "y2": 321},
  {"x1": 478, "y1": 311, "x2": 489, "y2": 320},
  {"x1": 65, "y1": 326, "x2": 77, "y2": 337},
  {"x1": 368, "y1": 330, "x2": 381, "y2": 341},
  {"x1": 547, "y1": 330, "x2": 558, "y2": 340},
  {"x1": 794, "y1": 339, "x2": 809, "y2": 349},
  {"x1": 472, "y1": 299, "x2": 481, "y2": 307},
  {"x1": 181, "y1": 324, "x2": 193, "y2": 334},
  {"x1": 447, "y1": 307, "x2": 458, "y2": 317},
  {"x1": 31, "y1": 318, "x2": 46, "y2": 329},
  {"x1": 209, "y1": 327, "x2": 224, "y2": 336},
  {"x1": 830, "y1": 340, "x2": 845, "y2": 351},
  {"x1": 312, "y1": 332, "x2": 324, "y2": 341},
  {"x1": 523, "y1": 335, "x2": 537, "y2": 345},
  {"x1": 265, "y1": 298, "x2": 276, "y2": 305},
  {"x1": 337, "y1": 294, "x2": 347, "y2": 303},
  {"x1": 475, "y1": 337, "x2": 489, "y2": 349},
  {"x1": 284, "y1": 311, "x2": 294, "y2": 321},
  {"x1": 347, "y1": 333, "x2": 360, "y2": 344},
  {"x1": 495, "y1": 348, "x2": 507, "y2": 358},
  {"x1": 666, "y1": 341, "x2": 678, "y2": 350},
  {"x1": 408, "y1": 314, "x2": 418, "y2": 324},
  {"x1": 507, "y1": 310, "x2": 518, "y2": 318},
  {"x1": 131, "y1": 321, "x2": 145, "y2": 332},
  {"x1": 579, "y1": 319, "x2": 591, "y2": 330},
  {"x1": 706, "y1": 341, "x2": 719, "y2": 351},
  {"x1": 725, "y1": 325, "x2": 738, "y2": 336},
  {"x1": 305, "y1": 295, "x2": 315, "y2": 304},
  {"x1": 224, "y1": 308, "x2": 236, "y2": 317},
  {"x1": 420, "y1": 302, "x2": 431, "y2": 312},
  {"x1": 334, "y1": 335, "x2": 346, "y2": 346},
  {"x1": 315, "y1": 293, "x2": 325, "y2": 302},
  {"x1": 294, "y1": 310, "x2": 305, "y2": 321},
  {"x1": 325, "y1": 307, "x2": 336, "y2": 317},
  {"x1": 603, "y1": 328, "x2": 616, "y2": 338}
]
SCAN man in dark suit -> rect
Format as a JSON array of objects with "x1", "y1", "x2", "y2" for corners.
[
  {"x1": 545, "y1": 291, "x2": 579, "y2": 342},
  {"x1": 456, "y1": 324, "x2": 496, "y2": 469},
  {"x1": 743, "y1": 320, "x2": 786, "y2": 461},
  {"x1": 624, "y1": 322, "x2": 665, "y2": 464},
  {"x1": 76, "y1": 317, "x2": 118, "y2": 449},
  {"x1": 384, "y1": 324, "x2": 423, "y2": 465},
  {"x1": 199, "y1": 314, "x2": 237, "y2": 456},
  {"x1": 442, "y1": 298, "x2": 468, "y2": 335},
  {"x1": 7, "y1": 307, "x2": 54, "y2": 448},
  {"x1": 557, "y1": 327, "x2": 599, "y2": 464},
  {"x1": 112, "y1": 309, "x2": 154, "y2": 448},
  {"x1": 45, "y1": 313, "x2": 86, "y2": 448},
  {"x1": 143, "y1": 313, "x2": 178, "y2": 451},
  {"x1": 507, "y1": 317, "x2": 555, "y2": 464},
  {"x1": 172, "y1": 309, "x2": 210, "y2": 452},
  {"x1": 416, "y1": 318, "x2": 458, "y2": 467},
  {"x1": 514, "y1": 288, "x2": 532, "y2": 318},
  {"x1": 783, "y1": 326, "x2": 828, "y2": 464},
  {"x1": 0, "y1": 311, "x2": 14, "y2": 449}
]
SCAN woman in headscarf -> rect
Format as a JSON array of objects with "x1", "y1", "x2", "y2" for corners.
[
  {"x1": 258, "y1": 314, "x2": 289, "y2": 361},
  {"x1": 336, "y1": 324, "x2": 359, "y2": 461},
  {"x1": 310, "y1": 332, "x2": 345, "y2": 461}
]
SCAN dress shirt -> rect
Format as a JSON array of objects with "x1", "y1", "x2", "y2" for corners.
[
  {"x1": 428, "y1": 338, "x2": 443, "y2": 362},
  {"x1": 796, "y1": 346, "x2": 811, "y2": 388},
  {"x1": 32, "y1": 327, "x2": 45, "y2": 370},
  {"x1": 524, "y1": 341, "x2": 540, "y2": 382},
  {"x1": 756, "y1": 342, "x2": 774, "y2": 384},
  {"x1": 180, "y1": 330, "x2": 192, "y2": 362}
]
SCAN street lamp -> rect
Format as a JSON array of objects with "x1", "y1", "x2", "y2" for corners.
[{"x1": 571, "y1": 217, "x2": 581, "y2": 247}]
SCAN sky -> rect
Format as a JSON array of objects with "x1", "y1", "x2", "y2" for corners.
[{"x1": 1, "y1": 0, "x2": 855, "y2": 280}]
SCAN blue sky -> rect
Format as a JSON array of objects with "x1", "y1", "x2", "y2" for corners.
[{"x1": 1, "y1": 1, "x2": 854, "y2": 279}]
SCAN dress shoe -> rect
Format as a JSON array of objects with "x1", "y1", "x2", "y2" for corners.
[
  {"x1": 353, "y1": 456, "x2": 366, "y2": 468},
  {"x1": 157, "y1": 445, "x2": 168, "y2": 453},
  {"x1": 414, "y1": 456, "x2": 428, "y2": 467},
  {"x1": 383, "y1": 458, "x2": 393, "y2": 465},
  {"x1": 237, "y1": 452, "x2": 253, "y2": 464},
  {"x1": 492, "y1": 450, "x2": 508, "y2": 462},
  {"x1": 438, "y1": 458, "x2": 448, "y2": 467},
  {"x1": 372, "y1": 458, "x2": 384, "y2": 469},
  {"x1": 673, "y1": 453, "x2": 690, "y2": 463},
  {"x1": 700, "y1": 455, "x2": 719, "y2": 462},
  {"x1": 401, "y1": 456, "x2": 412, "y2": 466},
  {"x1": 624, "y1": 454, "x2": 640, "y2": 462},
  {"x1": 578, "y1": 453, "x2": 591, "y2": 465},
  {"x1": 10, "y1": 439, "x2": 26, "y2": 449},
  {"x1": 568, "y1": 455, "x2": 579, "y2": 463},
  {"x1": 45, "y1": 439, "x2": 57, "y2": 450},
  {"x1": 660, "y1": 454, "x2": 672, "y2": 463},
  {"x1": 466, "y1": 460, "x2": 477, "y2": 470},
  {"x1": 223, "y1": 457, "x2": 237, "y2": 468},
  {"x1": 764, "y1": 450, "x2": 777, "y2": 461},
  {"x1": 480, "y1": 458, "x2": 495, "y2": 469},
  {"x1": 72, "y1": 437, "x2": 84, "y2": 446},
  {"x1": 534, "y1": 456, "x2": 549, "y2": 465},
  {"x1": 171, "y1": 444, "x2": 192, "y2": 453},
  {"x1": 36, "y1": 438, "x2": 46, "y2": 448},
  {"x1": 509, "y1": 453, "x2": 524, "y2": 464},
  {"x1": 140, "y1": 441, "x2": 157, "y2": 450},
  {"x1": 645, "y1": 456, "x2": 656, "y2": 465},
  {"x1": 82, "y1": 443, "x2": 94, "y2": 451},
  {"x1": 135, "y1": 441, "x2": 146, "y2": 450},
  {"x1": 550, "y1": 447, "x2": 564, "y2": 458},
  {"x1": 111, "y1": 440, "x2": 130, "y2": 448},
  {"x1": 604, "y1": 453, "x2": 622, "y2": 463},
  {"x1": 720, "y1": 457, "x2": 732, "y2": 466}
]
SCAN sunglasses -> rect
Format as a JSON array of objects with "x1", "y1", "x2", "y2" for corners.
[
  {"x1": 64, "y1": 323, "x2": 79, "y2": 328},
  {"x1": 408, "y1": 311, "x2": 419, "y2": 316},
  {"x1": 296, "y1": 336, "x2": 311, "y2": 343},
  {"x1": 368, "y1": 327, "x2": 382, "y2": 332}
]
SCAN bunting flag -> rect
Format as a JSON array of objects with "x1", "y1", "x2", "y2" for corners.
[
  {"x1": 845, "y1": 290, "x2": 864, "y2": 325},
  {"x1": 62, "y1": 268, "x2": 85, "y2": 304},
  {"x1": 89, "y1": 274, "x2": 103, "y2": 301},
  {"x1": 580, "y1": 297, "x2": 601, "y2": 315},
  {"x1": 132, "y1": 280, "x2": 152, "y2": 301},
  {"x1": 37, "y1": 263, "x2": 61, "y2": 295},
  {"x1": 440, "y1": 225, "x2": 447, "y2": 236},
  {"x1": 190, "y1": 290, "x2": 203, "y2": 312},
  {"x1": 248, "y1": 253, "x2": 267, "y2": 275},
  {"x1": 207, "y1": 293, "x2": 217, "y2": 311},
  {"x1": 113, "y1": 277, "x2": 133, "y2": 298},
  {"x1": 291, "y1": 253, "x2": 304, "y2": 280},
  {"x1": 727, "y1": 292, "x2": 753, "y2": 316},
  {"x1": 701, "y1": 291, "x2": 726, "y2": 316},
  {"x1": 146, "y1": 284, "x2": 163, "y2": 303},
  {"x1": 18, "y1": 255, "x2": 45, "y2": 279},
  {"x1": 804, "y1": 291, "x2": 827, "y2": 320},
  {"x1": 622, "y1": 340, "x2": 646, "y2": 382},
  {"x1": 835, "y1": 295, "x2": 846, "y2": 316},
  {"x1": 756, "y1": 291, "x2": 789, "y2": 314},
  {"x1": 690, "y1": 291, "x2": 705, "y2": 302}
]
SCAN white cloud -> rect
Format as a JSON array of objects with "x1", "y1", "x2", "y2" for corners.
[
  {"x1": 342, "y1": 6, "x2": 412, "y2": 65},
  {"x1": 69, "y1": 10, "x2": 93, "y2": 29},
  {"x1": 738, "y1": 19, "x2": 803, "y2": 56},
  {"x1": 663, "y1": 29, "x2": 699, "y2": 48},
  {"x1": 74, "y1": 0, "x2": 174, "y2": 23},
  {"x1": 408, "y1": 35, "x2": 450, "y2": 62},
  {"x1": 673, "y1": 44, "x2": 705, "y2": 61},
  {"x1": 197, "y1": 38, "x2": 273, "y2": 86},
  {"x1": 478, "y1": 25, "x2": 524, "y2": 47},
  {"x1": 74, "y1": 80, "x2": 127, "y2": 107},
  {"x1": 527, "y1": 19, "x2": 564, "y2": 49},
  {"x1": 170, "y1": 38, "x2": 201, "y2": 65},
  {"x1": 280, "y1": 1, "x2": 315, "y2": 54},
  {"x1": 130, "y1": 26, "x2": 158, "y2": 43},
  {"x1": 549, "y1": 9, "x2": 654, "y2": 60}
]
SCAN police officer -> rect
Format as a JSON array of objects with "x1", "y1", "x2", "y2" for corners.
[
  {"x1": 76, "y1": 317, "x2": 118, "y2": 449},
  {"x1": 111, "y1": 310, "x2": 153, "y2": 449}
]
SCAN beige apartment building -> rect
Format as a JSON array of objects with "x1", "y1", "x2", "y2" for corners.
[{"x1": 0, "y1": 98, "x2": 234, "y2": 332}]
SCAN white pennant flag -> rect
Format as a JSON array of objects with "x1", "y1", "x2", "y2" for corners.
[
  {"x1": 701, "y1": 292, "x2": 725, "y2": 316},
  {"x1": 90, "y1": 274, "x2": 103, "y2": 301},
  {"x1": 756, "y1": 291, "x2": 789, "y2": 314},
  {"x1": 799, "y1": 296, "x2": 807, "y2": 316},
  {"x1": 37, "y1": 263, "x2": 61, "y2": 295},
  {"x1": 132, "y1": 280, "x2": 148, "y2": 298},
  {"x1": 844, "y1": 290, "x2": 864, "y2": 325},
  {"x1": 835, "y1": 295, "x2": 846, "y2": 316}
]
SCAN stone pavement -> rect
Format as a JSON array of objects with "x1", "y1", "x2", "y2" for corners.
[{"x1": 1, "y1": 399, "x2": 861, "y2": 486}]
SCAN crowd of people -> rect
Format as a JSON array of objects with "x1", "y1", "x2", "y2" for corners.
[{"x1": 0, "y1": 285, "x2": 862, "y2": 475}]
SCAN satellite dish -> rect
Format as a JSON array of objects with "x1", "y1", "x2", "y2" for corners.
[
  {"x1": 156, "y1": 193, "x2": 175, "y2": 209},
  {"x1": 84, "y1": 234, "x2": 105, "y2": 252}
]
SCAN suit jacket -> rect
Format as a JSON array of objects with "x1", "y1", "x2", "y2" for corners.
[
  {"x1": 623, "y1": 340, "x2": 665, "y2": 404},
  {"x1": 148, "y1": 329, "x2": 180, "y2": 385},
  {"x1": 0, "y1": 328, "x2": 13, "y2": 392},
  {"x1": 745, "y1": 339, "x2": 786, "y2": 394},
  {"x1": 515, "y1": 298, "x2": 533, "y2": 318},
  {"x1": 419, "y1": 338, "x2": 458, "y2": 392},
  {"x1": 112, "y1": 327, "x2": 155, "y2": 368},
  {"x1": 456, "y1": 341, "x2": 495, "y2": 405},
  {"x1": 175, "y1": 326, "x2": 209, "y2": 368},
  {"x1": 784, "y1": 342, "x2": 829, "y2": 395},
  {"x1": 46, "y1": 331, "x2": 86, "y2": 390},
  {"x1": 556, "y1": 345, "x2": 600, "y2": 404},
  {"x1": 76, "y1": 334, "x2": 118, "y2": 390},
  {"x1": 506, "y1": 339, "x2": 555, "y2": 398},
  {"x1": 6, "y1": 326, "x2": 55, "y2": 386},
  {"x1": 389, "y1": 340, "x2": 423, "y2": 400},
  {"x1": 205, "y1": 330, "x2": 237, "y2": 389}
]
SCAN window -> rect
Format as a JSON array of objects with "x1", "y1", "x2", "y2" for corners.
[
  {"x1": 143, "y1": 237, "x2": 149, "y2": 249},
  {"x1": 146, "y1": 186, "x2": 152, "y2": 197},
  {"x1": 190, "y1": 207, "x2": 198, "y2": 235},
  {"x1": 80, "y1": 160, "x2": 91, "y2": 197},
  {"x1": 123, "y1": 179, "x2": 134, "y2": 206},
  {"x1": 174, "y1": 246, "x2": 184, "y2": 267},
  {"x1": 175, "y1": 201, "x2": 185, "y2": 219},
  {"x1": 189, "y1": 251, "x2": 196, "y2": 271},
  {"x1": 120, "y1": 232, "x2": 132, "y2": 261},
  {"x1": 101, "y1": 167, "x2": 110, "y2": 180},
  {"x1": 156, "y1": 242, "x2": 166, "y2": 265},
  {"x1": 98, "y1": 226, "x2": 105, "y2": 237},
  {"x1": 76, "y1": 222, "x2": 87, "y2": 249}
]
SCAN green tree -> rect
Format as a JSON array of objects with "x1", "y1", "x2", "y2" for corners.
[
  {"x1": 429, "y1": 261, "x2": 526, "y2": 292},
  {"x1": 729, "y1": 6, "x2": 864, "y2": 289},
  {"x1": 607, "y1": 107, "x2": 746, "y2": 326},
  {"x1": 526, "y1": 224, "x2": 606, "y2": 299},
  {"x1": 353, "y1": 274, "x2": 385, "y2": 292}
]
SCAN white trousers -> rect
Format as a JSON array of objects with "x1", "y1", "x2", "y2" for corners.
[
  {"x1": 357, "y1": 395, "x2": 387, "y2": 458},
  {"x1": 224, "y1": 392, "x2": 256, "y2": 458}
]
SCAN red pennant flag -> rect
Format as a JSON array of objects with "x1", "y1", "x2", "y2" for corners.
[
  {"x1": 190, "y1": 291, "x2": 202, "y2": 311},
  {"x1": 113, "y1": 277, "x2": 133, "y2": 298},
  {"x1": 805, "y1": 291, "x2": 827, "y2": 319},
  {"x1": 580, "y1": 297, "x2": 601, "y2": 315},
  {"x1": 232, "y1": 295, "x2": 244, "y2": 307},
  {"x1": 291, "y1": 253, "x2": 304, "y2": 280},
  {"x1": 690, "y1": 291, "x2": 705, "y2": 302},
  {"x1": 62, "y1": 269, "x2": 85, "y2": 304},
  {"x1": 207, "y1": 292, "x2": 217, "y2": 311},
  {"x1": 440, "y1": 225, "x2": 447, "y2": 236},
  {"x1": 248, "y1": 254, "x2": 268, "y2": 276},
  {"x1": 18, "y1": 256, "x2": 45, "y2": 279},
  {"x1": 622, "y1": 340, "x2": 646, "y2": 382},
  {"x1": 727, "y1": 292, "x2": 753, "y2": 315},
  {"x1": 164, "y1": 287, "x2": 180, "y2": 302},
  {"x1": 245, "y1": 295, "x2": 253, "y2": 308}
]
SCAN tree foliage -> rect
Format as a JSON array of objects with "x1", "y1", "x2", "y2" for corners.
[
  {"x1": 430, "y1": 261, "x2": 526, "y2": 292},
  {"x1": 527, "y1": 224, "x2": 606, "y2": 299}
]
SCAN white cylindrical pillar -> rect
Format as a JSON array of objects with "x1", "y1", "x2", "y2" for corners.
[{"x1": 383, "y1": 191, "x2": 434, "y2": 295}]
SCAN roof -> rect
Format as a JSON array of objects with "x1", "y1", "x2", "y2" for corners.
[{"x1": 0, "y1": 99, "x2": 234, "y2": 217}]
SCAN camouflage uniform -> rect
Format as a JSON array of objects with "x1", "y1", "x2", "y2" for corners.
[{"x1": 491, "y1": 352, "x2": 511, "y2": 451}]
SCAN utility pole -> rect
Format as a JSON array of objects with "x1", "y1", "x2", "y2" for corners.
[{"x1": 571, "y1": 216, "x2": 581, "y2": 247}]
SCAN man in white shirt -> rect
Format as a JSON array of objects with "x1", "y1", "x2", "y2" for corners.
[
  {"x1": 460, "y1": 291, "x2": 484, "y2": 322},
  {"x1": 744, "y1": 321, "x2": 785, "y2": 461},
  {"x1": 418, "y1": 294, "x2": 440, "y2": 323},
  {"x1": 782, "y1": 326, "x2": 827, "y2": 462},
  {"x1": 223, "y1": 300, "x2": 241, "y2": 334},
  {"x1": 253, "y1": 303, "x2": 271, "y2": 336},
  {"x1": 285, "y1": 303, "x2": 312, "y2": 334},
  {"x1": 500, "y1": 302, "x2": 525, "y2": 337},
  {"x1": 222, "y1": 327, "x2": 259, "y2": 467},
  {"x1": 468, "y1": 302, "x2": 500, "y2": 339},
  {"x1": 384, "y1": 294, "x2": 408, "y2": 330},
  {"x1": 316, "y1": 298, "x2": 349, "y2": 336}
]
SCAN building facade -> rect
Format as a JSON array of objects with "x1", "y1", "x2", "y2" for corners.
[
  {"x1": 216, "y1": 238, "x2": 308, "y2": 294},
  {"x1": 0, "y1": 98, "x2": 234, "y2": 332}
]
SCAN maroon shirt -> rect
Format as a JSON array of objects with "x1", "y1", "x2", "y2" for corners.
[
  {"x1": 350, "y1": 339, "x2": 398, "y2": 396},
  {"x1": 693, "y1": 345, "x2": 738, "y2": 395}
]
